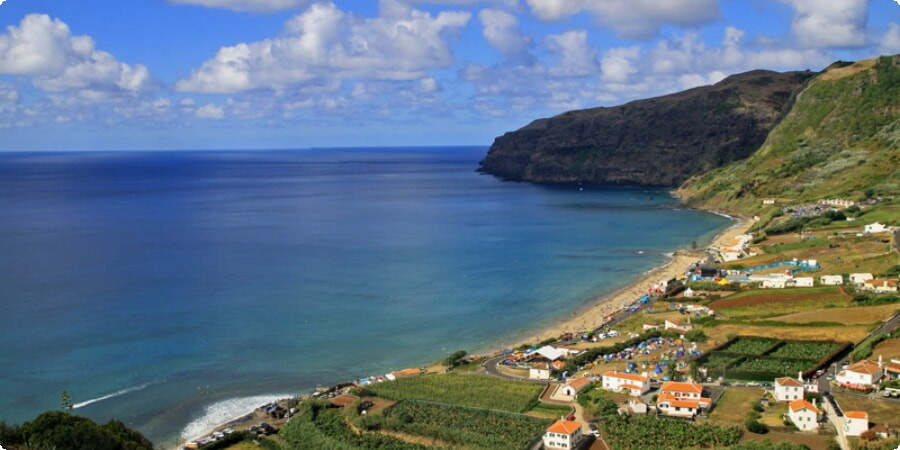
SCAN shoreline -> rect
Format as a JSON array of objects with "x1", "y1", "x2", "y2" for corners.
[{"x1": 173, "y1": 211, "x2": 753, "y2": 449}]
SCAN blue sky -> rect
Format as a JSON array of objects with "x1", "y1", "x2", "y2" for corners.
[{"x1": 0, "y1": 0, "x2": 897, "y2": 150}]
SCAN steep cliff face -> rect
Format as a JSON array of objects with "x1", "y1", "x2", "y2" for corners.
[{"x1": 479, "y1": 70, "x2": 815, "y2": 187}]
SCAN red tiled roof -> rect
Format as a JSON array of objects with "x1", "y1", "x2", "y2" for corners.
[
  {"x1": 547, "y1": 420, "x2": 583, "y2": 435},
  {"x1": 604, "y1": 371, "x2": 648, "y2": 383},
  {"x1": 775, "y1": 377, "x2": 803, "y2": 387},
  {"x1": 789, "y1": 399, "x2": 819, "y2": 413},
  {"x1": 660, "y1": 381, "x2": 703, "y2": 394},
  {"x1": 567, "y1": 377, "x2": 592, "y2": 391},
  {"x1": 847, "y1": 360, "x2": 882, "y2": 375},
  {"x1": 845, "y1": 411, "x2": 868, "y2": 420}
]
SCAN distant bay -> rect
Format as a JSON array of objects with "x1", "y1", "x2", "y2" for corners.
[{"x1": 0, "y1": 147, "x2": 730, "y2": 444}]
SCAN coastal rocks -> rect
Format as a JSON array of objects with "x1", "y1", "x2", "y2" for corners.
[{"x1": 479, "y1": 69, "x2": 815, "y2": 187}]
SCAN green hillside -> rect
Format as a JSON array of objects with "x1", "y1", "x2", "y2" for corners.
[{"x1": 678, "y1": 55, "x2": 900, "y2": 217}]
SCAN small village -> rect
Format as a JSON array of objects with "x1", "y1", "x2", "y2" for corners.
[{"x1": 184, "y1": 198, "x2": 899, "y2": 450}]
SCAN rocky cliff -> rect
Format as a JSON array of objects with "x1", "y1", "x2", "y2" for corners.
[{"x1": 479, "y1": 70, "x2": 815, "y2": 187}]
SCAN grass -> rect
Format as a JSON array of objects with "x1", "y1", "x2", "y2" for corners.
[
  {"x1": 873, "y1": 338, "x2": 900, "y2": 361},
  {"x1": 363, "y1": 373, "x2": 542, "y2": 413},
  {"x1": 525, "y1": 403, "x2": 571, "y2": 419},
  {"x1": 705, "y1": 323, "x2": 873, "y2": 344},
  {"x1": 709, "y1": 388, "x2": 765, "y2": 423},
  {"x1": 771, "y1": 304, "x2": 899, "y2": 324},
  {"x1": 833, "y1": 393, "x2": 900, "y2": 427},
  {"x1": 709, "y1": 287, "x2": 850, "y2": 319}
]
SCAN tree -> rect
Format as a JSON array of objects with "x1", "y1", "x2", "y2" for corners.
[
  {"x1": 60, "y1": 391, "x2": 73, "y2": 411},
  {"x1": 691, "y1": 240, "x2": 698, "y2": 250},
  {"x1": 685, "y1": 329, "x2": 707, "y2": 342},
  {"x1": 444, "y1": 350, "x2": 467, "y2": 367}
]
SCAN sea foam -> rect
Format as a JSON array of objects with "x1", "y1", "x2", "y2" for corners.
[
  {"x1": 179, "y1": 394, "x2": 290, "y2": 442},
  {"x1": 72, "y1": 382, "x2": 156, "y2": 409}
]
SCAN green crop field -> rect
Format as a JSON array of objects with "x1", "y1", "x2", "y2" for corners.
[
  {"x1": 600, "y1": 415, "x2": 742, "y2": 450},
  {"x1": 720, "y1": 338, "x2": 780, "y2": 355},
  {"x1": 768, "y1": 341, "x2": 841, "y2": 360},
  {"x1": 697, "y1": 337, "x2": 847, "y2": 381},
  {"x1": 363, "y1": 373, "x2": 542, "y2": 413}
]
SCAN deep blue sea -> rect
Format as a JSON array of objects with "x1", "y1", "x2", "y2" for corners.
[{"x1": 0, "y1": 147, "x2": 730, "y2": 445}]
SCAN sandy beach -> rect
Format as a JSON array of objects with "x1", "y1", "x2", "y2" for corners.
[{"x1": 507, "y1": 215, "x2": 753, "y2": 346}]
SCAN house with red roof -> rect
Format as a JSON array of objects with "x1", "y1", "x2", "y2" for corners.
[
  {"x1": 774, "y1": 377, "x2": 804, "y2": 402},
  {"x1": 844, "y1": 411, "x2": 869, "y2": 437},
  {"x1": 601, "y1": 371, "x2": 650, "y2": 396},
  {"x1": 836, "y1": 359, "x2": 883, "y2": 389},
  {"x1": 542, "y1": 420, "x2": 584, "y2": 450},
  {"x1": 885, "y1": 358, "x2": 900, "y2": 380},
  {"x1": 787, "y1": 399, "x2": 820, "y2": 431},
  {"x1": 656, "y1": 381, "x2": 711, "y2": 418},
  {"x1": 561, "y1": 377, "x2": 593, "y2": 398}
]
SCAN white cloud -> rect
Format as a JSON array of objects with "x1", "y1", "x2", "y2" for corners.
[
  {"x1": 168, "y1": 0, "x2": 307, "y2": 13},
  {"x1": 195, "y1": 103, "x2": 225, "y2": 119},
  {"x1": 525, "y1": 0, "x2": 721, "y2": 40},
  {"x1": 546, "y1": 30, "x2": 598, "y2": 77},
  {"x1": 0, "y1": 14, "x2": 154, "y2": 99},
  {"x1": 479, "y1": 9, "x2": 532, "y2": 60},
  {"x1": 177, "y1": 1, "x2": 470, "y2": 93},
  {"x1": 782, "y1": 0, "x2": 869, "y2": 48},
  {"x1": 600, "y1": 46, "x2": 639, "y2": 82},
  {"x1": 879, "y1": 23, "x2": 900, "y2": 55}
]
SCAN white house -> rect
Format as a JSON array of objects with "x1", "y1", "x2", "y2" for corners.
[
  {"x1": 886, "y1": 359, "x2": 900, "y2": 380},
  {"x1": 774, "y1": 377, "x2": 804, "y2": 402},
  {"x1": 543, "y1": 420, "x2": 583, "y2": 450},
  {"x1": 849, "y1": 273, "x2": 874, "y2": 285},
  {"x1": 844, "y1": 411, "x2": 869, "y2": 437},
  {"x1": 560, "y1": 377, "x2": 592, "y2": 398},
  {"x1": 793, "y1": 277, "x2": 814, "y2": 287},
  {"x1": 664, "y1": 319, "x2": 693, "y2": 333},
  {"x1": 788, "y1": 399, "x2": 820, "y2": 431},
  {"x1": 836, "y1": 359, "x2": 883, "y2": 390},
  {"x1": 642, "y1": 323, "x2": 662, "y2": 331},
  {"x1": 820, "y1": 275, "x2": 844, "y2": 286},
  {"x1": 762, "y1": 278, "x2": 787, "y2": 289},
  {"x1": 656, "y1": 382, "x2": 711, "y2": 418},
  {"x1": 864, "y1": 278, "x2": 898, "y2": 293},
  {"x1": 624, "y1": 397, "x2": 649, "y2": 415},
  {"x1": 602, "y1": 371, "x2": 650, "y2": 396},
  {"x1": 864, "y1": 222, "x2": 887, "y2": 234},
  {"x1": 529, "y1": 362, "x2": 551, "y2": 380},
  {"x1": 683, "y1": 287, "x2": 696, "y2": 298}
]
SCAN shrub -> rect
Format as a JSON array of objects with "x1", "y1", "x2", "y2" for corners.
[
  {"x1": 685, "y1": 329, "x2": 708, "y2": 342},
  {"x1": 745, "y1": 418, "x2": 769, "y2": 434}
]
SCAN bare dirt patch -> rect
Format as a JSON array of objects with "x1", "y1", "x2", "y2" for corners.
[
  {"x1": 705, "y1": 324, "x2": 872, "y2": 344},
  {"x1": 772, "y1": 304, "x2": 900, "y2": 325},
  {"x1": 709, "y1": 288, "x2": 849, "y2": 311},
  {"x1": 873, "y1": 338, "x2": 900, "y2": 361}
]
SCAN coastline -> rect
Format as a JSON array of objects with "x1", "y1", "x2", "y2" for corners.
[{"x1": 174, "y1": 211, "x2": 753, "y2": 449}]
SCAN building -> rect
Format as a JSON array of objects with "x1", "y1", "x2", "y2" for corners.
[
  {"x1": 602, "y1": 371, "x2": 650, "y2": 396},
  {"x1": 656, "y1": 382, "x2": 711, "y2": 418},
  {"x1": 762, "y1": 278, "x2": 787, "y2": 289},
  {"x1": 664, "y1": 319, "x2": 693, "y2": 333},
  {"x1": 845, "y1": 411, "x2": 870, "y2": 437},
  {"x1": 793, "y1": 277, "x2": 814, "y2": 287},
  {"x1": 836, "y1": 360, "x2": 883, "y2": 389},
  {"x1": 774, "y1": 377, "x2": 804, "y2": 402},
  {"x1": 560, "y1": 377, "x2": 592, "y2": 398},
  {"x1": 820, "y1": 275, "x2": 844, "y2": 286},
  {"x1": 864, "y1": 222, "x2": 888, "y2": 234},
  {"x1": 763, "y1": 198, "x2": 776, "y2": 205},
  {"x1": 864, "y1": 278, "x2": 899, "y2": 293},
  {"x1": 849, "y1": 273, "x2": 874, "y2": 285},
  {"x1": 386, "y1": 368, "x2": 423, "y2": 380},
  {"x1": 528, "y1": 345, "x2": 576, "y2": 362},
  {"x1": 543, "y1": 420, "x2": 583, "y2": 450},
  {"x1": 530, "y1": 362, "x2": 552, "y2": 380},
  {"x1": 683, "y1": 287, "x2": 696, "y2": 298},
  {"x1": 624, "y1": 397, "x2": 648, "y2": 415},
  {"x1": 643, "y1": 323, "x2": 662, "y2": 331},
  {"x1": 886, "y1": 359, "x2": 900, "y2": 380},
  {"x1": 788, "y1": 399, "x2": 820, "y2": 431}
]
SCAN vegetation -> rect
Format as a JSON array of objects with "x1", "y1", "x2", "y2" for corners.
[
  {"x1": 850, "y1": 330, "x2": 900, "y2": 362},
  {"x1": 599, "y1": 415, "x2": 742, "y2": 449},
  {"x1": 698, "y1": 337, "x2": 848, "y2": 381},
  {"x1": 728, "y1": 441, "x2": 811, "y2": 450},
  {"x1": 768, "y1": 341, "x2": 842, "y2": 359},
  {"x1": 280, "y1": 400, "x2": 427, "y2": 450},
  {"x1": 685, "y1": 329, "x2": 708, "y2": 342},
  {"x1": 444, "y1": 350, "x2": 468, "y2": 367},
  {"x1": 682, "y1": 56, "x2": 900, "y2": 216},
  {"x1": 562, "y1": 330, "x2": 662, "y2": 373},
  {"x1": 363, "y1": 373, "x2": 541, "y2": 413},
  {"x1": 0, "y1": 411, "x2": 153, "y2": 450},
  {"x1": 576, "y1": 385, "x2": 618, "y2": 419},
  {"x1": 720, "y1": 338, "x2": 781, "y2": 355},
  {"x1": 369, "y1": 400, "x2": 549, "y2": 450}
]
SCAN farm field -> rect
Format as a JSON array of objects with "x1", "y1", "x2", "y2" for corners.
[
  {"x1": 380, "y1": 400, "x2": 551, "y2": 450},
  {"x1": 833, "y1": 394, "x2": 900, "y2": 427},
  {"x1": 708, "y1": 287, "x2": 850, "y2": 318},
  {"x1": 873, "y1": 338, "x2": 900, "y2": 360},
  {"x1": 599, "y1": 415, "x2": 742, "y2": 449},
  {"x1": 705, "y1": 323, "x2": 872, "y2": 344},
  {"x1": 771, "y1": 304, "x2": 899, "y2": 324},
  {"x1": 708, "y1": 388, "x2": 764, "y2": 423},
  {"x1": 363, "y1": 373, "x2": 542, "y2": 413},
  {"x1": 697, "y1": 337, "x2": 848, "y2": 381},
  {"x1": 741, "y1": 430, "x2": 832, "y2": 450}
]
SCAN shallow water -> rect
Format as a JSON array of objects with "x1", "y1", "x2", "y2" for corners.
[{"x1": 0, "y1": 147, "x2": 730, "y2": 444}]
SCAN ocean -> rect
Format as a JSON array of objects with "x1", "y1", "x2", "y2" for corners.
[{"x1": 0, "y1": 147, "x2": 731, "y2": 445}]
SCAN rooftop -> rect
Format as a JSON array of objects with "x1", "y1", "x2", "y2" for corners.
[{"x1": 547, "y1": 419, "x2": 583, "y2": 435}]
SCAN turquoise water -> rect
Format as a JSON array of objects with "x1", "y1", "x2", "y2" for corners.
[{"x1": 0, "y1": 147, "x2": 730, "y2": 444}]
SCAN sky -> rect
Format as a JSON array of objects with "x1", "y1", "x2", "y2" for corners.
[{"x1": 0, "y1": 0, "x2": 897, "y2": 151}]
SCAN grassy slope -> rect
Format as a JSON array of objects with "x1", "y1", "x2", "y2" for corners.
[{"x1": 678, "y1": 56, "x2": 900, "y2": 217}]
